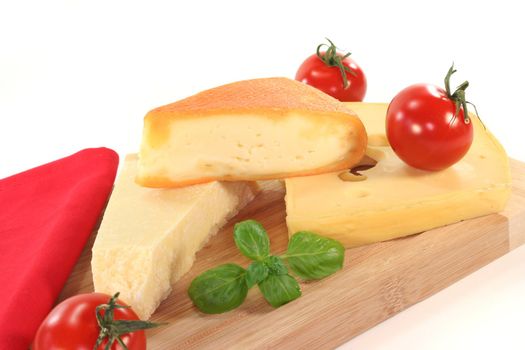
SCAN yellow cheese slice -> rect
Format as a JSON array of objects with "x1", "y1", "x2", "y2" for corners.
[
  {"x1": 137, "y1": 78, "x2": 367, "y2": 188},
  {"x1": 91, "y1": 155, "x2": 258, "y2": 319},
  {"x1": 285, "y1": 102, "x2": 511, "y2": 248}
]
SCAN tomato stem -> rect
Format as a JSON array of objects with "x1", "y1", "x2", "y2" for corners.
[
  {"x1": 316, "y1": 38, "x2": 357, "y2": 89},
  {"x1": 444, "y1": 63, "x2": 480, "y2": 125},
  {"x1": 93, "y1": 292, "x2": 165, "y2": 350}
]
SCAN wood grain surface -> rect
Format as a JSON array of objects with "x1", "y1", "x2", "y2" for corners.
[{"x1": 59, "y1": 160, "x2": 525, "y2": 350}]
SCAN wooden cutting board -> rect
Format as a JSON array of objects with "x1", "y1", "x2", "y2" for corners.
[{"x1": 59, "y1": 159, "x2": 525, "y2": 349}]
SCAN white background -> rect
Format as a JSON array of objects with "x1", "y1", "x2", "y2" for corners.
[{"x1": 1, "y1": 1, "x2": 524, "y2": 349}]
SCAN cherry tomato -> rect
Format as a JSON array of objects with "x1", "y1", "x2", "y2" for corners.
[
  {"x1": 33, "y1": 293, "x2": 146, "y2": 350},
  {"x1": 386, "y1": 66, "x2": 474, "y2": 171},
  {"x1": 296, "y1": 39, "x2": 366, "y2": 102}
]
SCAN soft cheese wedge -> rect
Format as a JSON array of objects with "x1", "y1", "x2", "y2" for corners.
[
  {"x1": 285, "y1": 103, "x2": 511, "y2": 248},
  {"x1": 92, "y1": 155, "x2": 258, "y2": 319},
  {"x1": 137, "y1": 77, "x2": 367, "y2": 188}
]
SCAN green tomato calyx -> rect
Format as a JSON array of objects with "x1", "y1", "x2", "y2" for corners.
[
  {"x1": 444, "y1": 63, "x2": 480, "y2": 125},
  {"x1": 316, "y1": 38, "x2": 357, "y2": 89},
  {"x1": 94, "y1": 292, "x2": 164, "y2": 350}
]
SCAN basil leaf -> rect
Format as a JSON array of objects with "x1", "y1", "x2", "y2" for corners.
[
  {"x1": 263, "y1": 256, "x2": 288, "y2": 275},
  {"x1": 258, "y1": 274, "x2": 301, "y2": 308},
  {"x1": 188, "y1": 264, "x2": 248, "y2": 314},
  {"x1": 246, "y1": 261, "x2": 269, "y2": 288},
  {"x1": 233, "y1": 220, "x2": 270, "y2": 261},
  {"x1": 284, "y1": 231, "x2": 345, "y2": 280}
]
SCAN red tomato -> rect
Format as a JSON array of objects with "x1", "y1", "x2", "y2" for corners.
[
  {"x1": 296, "y1": 39, "x2": 366, "y2": 102},
  {"x1": 33, "y1": 293, "x2": 146, "y2": 350},
  {"x1": 386, "y1": 71, "x2": 474, "y2": 171}
]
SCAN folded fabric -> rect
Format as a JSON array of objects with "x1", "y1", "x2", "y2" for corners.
[{"x1": 0, "y1": 148, "x2": 119, "y2": 349}]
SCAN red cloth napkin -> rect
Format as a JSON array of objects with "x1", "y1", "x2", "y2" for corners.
[{"x1": 0, "y1": 148, "x2": 119, "y2": 349}]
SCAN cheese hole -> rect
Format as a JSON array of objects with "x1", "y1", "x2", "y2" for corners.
[
  {"x1": 357, "y1": 191, "x2": 369, "y2": 198},
  {"x1": 339, "y1": 154, "x2": 378, "y2": 182},
  {"x1": 351, "y1": 155, "x2": 378, "y2": 174},
  {"x1": 339, "y1": 172, "x2": 367, "y2": 182}
]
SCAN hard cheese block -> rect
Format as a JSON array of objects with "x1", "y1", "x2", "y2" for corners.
[
  {"x1": 92, "y1": 155, "x2": 258, "y2": 319},
  {"x1": 285, "y1": 103, "x2": 511, "y2": 248},
  {"x1": 137, "y1": 77, "x2": 367, "y2": 188}
]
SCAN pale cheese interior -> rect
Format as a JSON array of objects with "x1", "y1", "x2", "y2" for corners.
[
  {"x1": 285, "y1": 103, "x2": 511, "y2": 247},
  {"x1": 91, "y1": 155, "x2": 257, "y2": 319},
  {"x1": 138, "y1": 113, "x2": 357, "y2": 182}
]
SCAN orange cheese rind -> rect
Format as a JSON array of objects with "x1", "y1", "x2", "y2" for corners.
[{"x1": 146, "y1": 77, "x2": 359, "y2": 117}]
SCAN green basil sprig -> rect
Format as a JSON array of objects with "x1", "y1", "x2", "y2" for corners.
[
  {"x1": 233, "y1": 219, "x2": 270, "y2": 260},
  {"x1": 188, "y1": 220, "x2": 345, "y2": 314},
  {"x1": 282, "y1": 231, "x2": 345, "y2": 280},
  {"x1": 188, "y1": 264, "x2": 248, "y2": 314}
]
